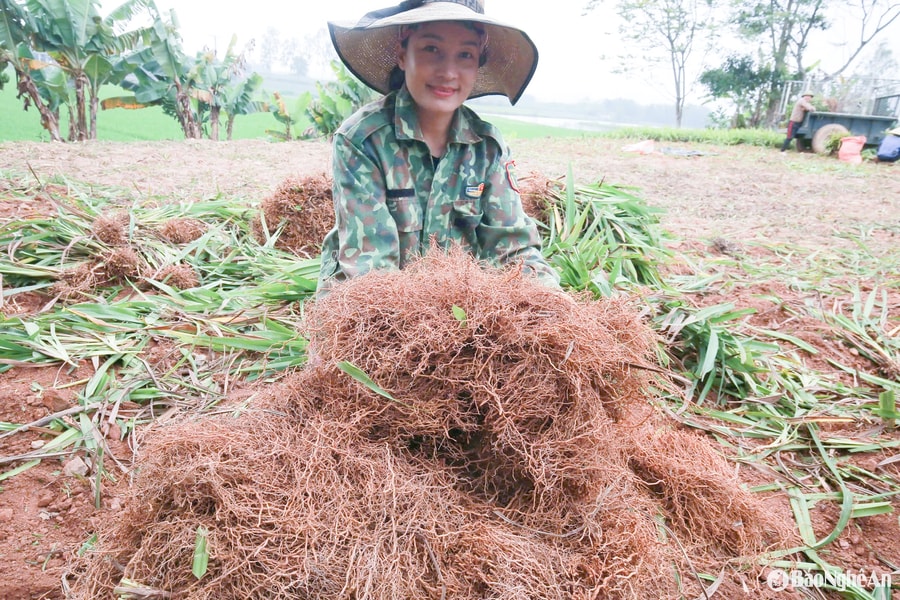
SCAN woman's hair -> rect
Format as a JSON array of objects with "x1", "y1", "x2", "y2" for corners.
[{"x1": 389, "y1": 21, "x2": 489, "y2": 91}]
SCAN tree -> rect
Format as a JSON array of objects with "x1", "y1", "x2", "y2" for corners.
[
  {"x1": 22, "y1": 0, "x2": 153, "y2": 140},
  {"x1": 190, "y1": 36, "x2": 257, "y2": 140},
  {"x1": 700, "y1": 54, "x2": 781, "y2": 127},
  {"x1": 731, "y1": 0, "x2": 828, "y2": 124},
  {"x1": 222, "y1": 71, "x2": 264, "y2": 140},
  {"x1": 729, "y1": 0, "x2": 900, "y2": 125},
  {"x1": 114, "y1": 4, "x2": 202, "y2": 138},
  {"x1": 107, "y1": 26, "x2": 265, "y2": 141},
  {"x1": 585, "y1": 0, "x2": 715, "y2": 127},
  {"x1": 0, "y1": 0, "x2": 61, "y2": 140},
  {"x1": 822, "y1": 0, "x2": 900, "y2": 80},
  {"x1": 1, "y1": 0, "x2": 154, "y2": 141},
  {"x1": 258, "y1": 26, "x2": 280, "y2": 72}
]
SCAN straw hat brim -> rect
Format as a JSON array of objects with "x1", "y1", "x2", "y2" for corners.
[
  {"x1": 889, "y1": 126, "x2": 900, "y2": 136},
  {"x1": 328, "y1": 3, "x2": 538, "y2": 105}
]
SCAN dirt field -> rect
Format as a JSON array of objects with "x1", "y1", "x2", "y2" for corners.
[{"x1": 0, "y1": 137, "x2": 898, "y2": 599}]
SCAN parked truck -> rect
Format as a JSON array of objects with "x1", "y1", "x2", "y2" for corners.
[{"x1": 793, "y1": 94, "x2": 899, "y2": 154}]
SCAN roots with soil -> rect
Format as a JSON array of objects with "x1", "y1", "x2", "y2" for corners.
[{"x1": 69, "y1": 249, "x2": 791, "y2": 599}]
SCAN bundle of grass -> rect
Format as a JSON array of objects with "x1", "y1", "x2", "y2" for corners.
[
  {"x1": 302, "y1": 247, "x2": 788, "y2": 563},
  {"x1": 152, "y1": 263, "x2": 200, "y2": 290},
  {"x1": 103, "y1": 246, "x2": 142, "y2": 280},
  {"x1": 49, "y1": 247, "x2": 143, "y2": 301},
  {"x1": 251, "y1": 174, "x2": 334, "y2": 256},
  {"x1": 91, "y1": 212, "x2": 129, "y2": 246},
  {"x1": 158, "y1": 218, "x2": 206, "y2": 244},
  {"x1": 626, "y1": 423, "x2": 796, "y2": 558},
  {"x1": 50, "y1": 262, "x2": 101, "y2": 301}
]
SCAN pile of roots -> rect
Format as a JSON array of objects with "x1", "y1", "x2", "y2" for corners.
[
  {"x1": 251, "y1": 174, "x2": 334, "y2": 256},
  {"x1": 518, "y1": 170, "x2": 557, "y2": 224},
  {"x1": 51, "y1": 214, "x2": 203, "y2": 300},
  {"x1": 69, "y1": 250, "x2": 792, "y2": 599}
]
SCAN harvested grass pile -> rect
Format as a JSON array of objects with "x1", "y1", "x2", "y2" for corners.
[
  {"x1": 158, "y1": 218, "x2": 207, "y2": 244},
  {"x1": 70, "y1": 250, "x2": 792, "y2": 599},
  {"x1": 251, "y1": 174, "x2": 334, "y2": 256}
]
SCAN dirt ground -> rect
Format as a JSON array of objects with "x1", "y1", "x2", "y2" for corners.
[{"x1": 1, "y1": 137, "x2": 899, "y2": 599}]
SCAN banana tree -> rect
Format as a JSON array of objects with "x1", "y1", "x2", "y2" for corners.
[
  {"x1": 20, "y1": 0, "x2": 153, "y2": 140},
  {"x1": 104, "y1": 7, "x2": 201, "y2": 138},
  {"x1": 107, "y1": 29, "x2": 265, "y2": 141},
  {"x1": 0, "y1": 0, "x2": 61, "y2": 140},
  {"x1": 190, "y1": 36, "x2": 251, "y2": 141},
  {"x1": 107, "y1": 42, "x2": 202, "y2": 138},
  {"x1": 222, "y1": 71, "x2": 265, "y2": 140}
]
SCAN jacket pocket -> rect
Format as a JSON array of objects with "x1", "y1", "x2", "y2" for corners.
[
  {"x1": 386, "y1": 196, "x2": 424, "y2": 233},
  {"x1": 451, "y1": 198, "x2": 483, "y2": 230}
]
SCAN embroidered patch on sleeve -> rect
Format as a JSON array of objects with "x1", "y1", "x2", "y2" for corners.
[
  {"x1": 505, "y1": 160, "x2": 520, "y2": 193},
  {"x1": 465, "y1": 183, "x2": 485, "y2": 198}
]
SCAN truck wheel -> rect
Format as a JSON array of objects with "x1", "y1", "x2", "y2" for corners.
[{"x1": 811, "y1": 123, "x2": 850, "y2": 154}]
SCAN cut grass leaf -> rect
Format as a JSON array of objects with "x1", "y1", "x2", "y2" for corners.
[
  {"x1": 192, "y1": 526, "x2": 210, "y2": 580},
  {"x1": 876, "y1": 390, "x2": 898, "y2": 429},
  {"x1": 337, "y1": 361, "x2": 403, "y2": 404}
]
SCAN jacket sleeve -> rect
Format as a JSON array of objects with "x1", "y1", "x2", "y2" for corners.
[
  {"x1": 319, "y1": 133, "x2": 402, "y2": 293},
  {"x1": 476, "y1": 144, "x2": 561, "y2": 289}
]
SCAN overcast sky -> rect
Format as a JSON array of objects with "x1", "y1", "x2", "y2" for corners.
[{"x1": 128, "y1": 1, "x2": 900, "y2": 105}]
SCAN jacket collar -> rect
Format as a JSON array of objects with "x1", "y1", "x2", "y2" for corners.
[{"x1": 393, "y1": 85, "x2": 482, "y2": 145}]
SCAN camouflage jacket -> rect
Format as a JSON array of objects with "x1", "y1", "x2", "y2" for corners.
[{"x1": 316, "y1": 86, "x2": 560, "y2": 297}]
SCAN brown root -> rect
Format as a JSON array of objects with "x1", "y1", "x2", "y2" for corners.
[
  {"x1": 103, "y1": 246, "x2": 142, "y2": 280},
  {"x1": 158, "y1": 218, "x2": 207, "y2": 244},
  {"x1": 92, "y1": 213, "x2": 129, "y2": 246},
  {"x1": 152, "y1": 263, "x2": 199, "y2": 290}
]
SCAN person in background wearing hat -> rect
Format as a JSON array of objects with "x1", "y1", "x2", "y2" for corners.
[
  {"x1": 876, "y1": 126, "x2": 900, "y2": 162},
  {"x1": 315, "y1": 0, "x2": 560, "y2": 298},
  {"x1": 780, "y1": 91, "x2": 816, "y2": 152}
]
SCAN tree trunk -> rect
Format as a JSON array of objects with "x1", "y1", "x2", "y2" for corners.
[
  {"x1": 89, "y1": 89, "x2": 99, "y2": 140},
  {"x1": 15, "y1": 69, "x2": 62, "y2": 142},
  {"x1": 173, "y1": 80, "x2": 201, "y2": 139},
  {"x1": 226, "y1": 115, "x2": 235, "y2": 141},
  {"x1": 74, "y1": 73, "x2": 88, "y2": 141},
  {"x1": 210, "y1": 105, "x2": 220, "y2": 141},
  {"x1": 67, "y1": 106, "x2": 76, "y2": 141}
]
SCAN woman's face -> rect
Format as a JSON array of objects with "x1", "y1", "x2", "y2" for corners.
[{"x1": 398, "y1": 21, "x2": 481, "y2": 122}]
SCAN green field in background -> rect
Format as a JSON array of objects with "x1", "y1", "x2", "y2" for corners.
[{"x1": 0, "y1": 82, "x2": 597, "y2": 143}]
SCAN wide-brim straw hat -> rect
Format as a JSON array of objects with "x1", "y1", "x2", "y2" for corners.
[
  {"x1": 888, "y1": 126, "x2": 900, "y2": 136},
  {"x1": 328, "y1": 0, "x2": 538, "y2": 105},
  {"x1": 801, "y1": 92, "x2": 814, "y2": 98}
]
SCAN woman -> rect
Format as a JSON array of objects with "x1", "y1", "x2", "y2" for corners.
[{"x1": 316, "y1": 0, "x2": 560, "y2": 297}]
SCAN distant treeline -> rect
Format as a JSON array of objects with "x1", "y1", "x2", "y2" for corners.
[{"x1": 257, "y1": 67, "x2": 712, "y2": 129}]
